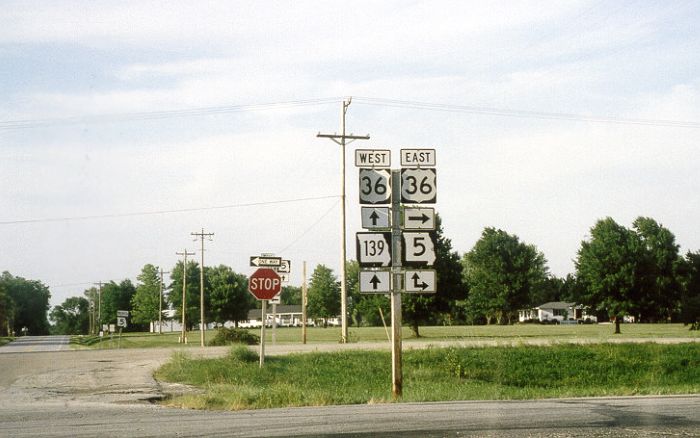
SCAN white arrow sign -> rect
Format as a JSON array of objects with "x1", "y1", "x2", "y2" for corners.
[
  {"x1": 356, "y1": 232, "x2": 392, "y2": 267},
  {"x1": 402, "y1": 232, "x2": 436, "y2": 266},
  {"x1": 250, "y1": 256, "x2": 282, "y2": 267},
  {"x1": 359, "y1": 270, "x2": 391, "y2": 293},
  {"x1": 404, "y1": 270, "x2": 436, "y2": 293},
  {"x1": 403, "y1": 207, "x2": 435, "y2": 230},
  {"x1": 361, "y1": 207, "x2": 390, "y2": 229}
]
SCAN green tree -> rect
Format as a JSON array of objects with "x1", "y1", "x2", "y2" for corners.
[
  {"x1": 575, "y1": 217, "x2": 640, "y2": 334},
  {"x1": 307, "y1": 264, "x2": 340, "y2": 327},
  {"x1": 678, "y1": 251, "x2": 700, "y2": 330},
  {"x1": 98, "y1": 280, "x2": 136, "y2": 330},
  {"x1": 403, "y1": 215, "x2": 466, "y2": 336},
  {"x1": 208, "y1": 265, "x2": 253, "y2": 327},
  {"x1": 0, "y1": 272, "x2": 51, "y2": 335},
  {"x1": 462, "y1": 228, "x2": 548, "y2": 325},
  {"x1": 50, "y1": 296, "x2": 89, "y2": 335},
  {"x1": 632, "y1": 217, "x2": 682, "y2": 322},
  {"x1": 0, "y1": 284, "x2": 15, "y2": 336},
  {"x1": 130, "y1": 264, "x2": 163, "y2": 330},
  {"x1": 169, "y1": 260, "x2": 201, "y2": 330},
  {"x1": 280, "y1": 285, "x2": 302, "y2": 305}
]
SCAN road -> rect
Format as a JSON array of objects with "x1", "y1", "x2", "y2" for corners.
[
  {"x1": 0, "y1": 335, "x2": 70, "y2": 353},
  {"x1": 0, "y1": 336, "x2": 698, "y2": 437}
]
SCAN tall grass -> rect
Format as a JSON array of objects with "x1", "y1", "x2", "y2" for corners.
[{"x1": 156, "y1": 343, "x2": 700, "y2": 410}]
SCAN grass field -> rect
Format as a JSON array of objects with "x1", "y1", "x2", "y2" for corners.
[
  {"x1": 0, "y1": 337, "x2": 13, "y2": 347},
  {"x1": 72, "y1": 323, "x2": 698, "y2": 350},
  {"x1": 156, "y1": 342, "x2": 700, "y2": 410}
]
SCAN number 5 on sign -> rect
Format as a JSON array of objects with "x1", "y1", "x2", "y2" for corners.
[
  {"x1": 359, "y1": 169, "x2": 391, "y2": 204},
  {"x1": 401, "y1": 168, "x2": 436, "y2": 204}
]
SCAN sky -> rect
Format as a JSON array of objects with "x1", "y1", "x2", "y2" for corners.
[{"x1": 1, "y1": 0, "x2": 698, "y2": 309}]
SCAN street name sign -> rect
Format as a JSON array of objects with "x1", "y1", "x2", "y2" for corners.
[
  {"x1": 116, "y1": 310, "x2": 129, "y2": 317},
  {"x1": 355, "y1": 149, "x2": 391, "y2": 168},
  {"x1": 356, "y1": 232, "x2": 392, "y2": 267},
  {"x1": 402, "y1": 232, "x2": 436, "y2": 266},
  {"x1": 403, "y1": 207, "x2": 435, "y2": 230},
  {"x1": 404, "y1": 270, "x2": 436, "y2": 293},
  {"x1": 359, "y1": 169, "x2": 391, "y2": 204},
  {"x1": 401, "y1": 168, "x2": 437, "y2": 204},
  {"x1": 359, "y1": 270, "x2": 391, "y2": 293},
  {"x1": 248, "y1": 268, "x2": 282, "y2": 300},
  {"x1": 361, "y1": 206, "x2": 390, "y2": 229},
  {"x1": 400, "y1": 149, "x2": 436, "y2": 167},
  {"x1": 250, "y1": 256, "x2": 282, "y2": 267}
]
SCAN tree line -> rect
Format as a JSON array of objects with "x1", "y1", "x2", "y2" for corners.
[{"x1": 3, "y1": 214, "x2": 699, "y2": 337}]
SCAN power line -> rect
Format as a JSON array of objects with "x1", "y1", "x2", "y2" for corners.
[
  {"x1": 0, "y1": 97, "x2": 341, "y2": 131},
  {"x1": 352, "y1": 97, "x2": 700, "y2": 129},
  {"x1": 0, "y1": 194, "x2": 339, "y2": 225}
]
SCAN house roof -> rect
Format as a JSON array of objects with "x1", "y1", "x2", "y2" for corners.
[
  {"x1": 537, "y1": 302, "x2": 576, "y2": 310},
  {"x1": 247, "y1": 304, "x2": 302, "y2": 319}
]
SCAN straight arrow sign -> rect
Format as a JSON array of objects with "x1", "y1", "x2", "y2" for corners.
[
  {"x1": 359, "y1": 270, "x2": 391, "y2": 293},
  {"x1": 361, "y1": 207, "x2": 390, "y2": 229}
]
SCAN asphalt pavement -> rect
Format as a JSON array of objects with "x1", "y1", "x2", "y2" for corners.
[
  {"x1": 0, "y1": 335, "x2": 70, "y2": 353},
  {"x1": 0, "y1": 336, "x2": 698, "y2": 437}
]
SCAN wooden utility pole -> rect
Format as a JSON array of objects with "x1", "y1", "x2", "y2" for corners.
[
  {"x1": 191, "y1": 229, "x2": 214, "y2": 347},
  {"x1": 317, "y1": 97, "x2": 370, "y2": 343},
  {"x1": 93, "y1": 282, "x2": 103, "y2": 330},
  {"x1": 158, "y1": 268, "x2": 169, "y2": 335},
  {"x1": 302, "y1": 261, "x2": 307, "y2": 344},
  {"x1": 176, "y1": 249, "x2": 195, "y2": 344}
]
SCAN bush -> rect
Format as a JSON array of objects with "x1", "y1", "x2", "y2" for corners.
[{"x1": 208, "y1": 328, "x2": 259, "y2": 346}]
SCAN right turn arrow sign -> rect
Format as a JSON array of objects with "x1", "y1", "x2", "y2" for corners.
[{"x1": 404, "y1": 270, "x2": 436, "y2": 293}]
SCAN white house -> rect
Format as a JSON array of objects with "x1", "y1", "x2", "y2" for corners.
[{"x1": 519, "y1": 302, "x2": 597, "y2": 323}]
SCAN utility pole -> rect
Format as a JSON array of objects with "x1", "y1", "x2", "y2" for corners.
[
  {"x1": 317, "y1": 97, "x2": 370, "y2": 343},
  {"x1": 302, "y1": 260, "x2": 307, "y2": 344},
  {"x1": 93, "y1": 282, "x2": 103, "y2": 330},
  {"x1": 191, "y1": 228, "x2": 214, "y2": 347},
  {"x1": 158, "y1": 268, "x2": 169, "y2": 335},
  {"x1": 176, "y1": 249, "x2": 195, "y2": 344}
]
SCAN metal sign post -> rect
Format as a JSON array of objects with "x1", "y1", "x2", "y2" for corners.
[{"x1": 390, "y1": 169, "x2": 403, "y2": 399}]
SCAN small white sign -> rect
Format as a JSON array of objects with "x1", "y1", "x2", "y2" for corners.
[
  {"x1": 356, "y1": 232, "x2": 392, "y2": 267},
  {"x1": 109, "y1": 324, "x2": 116, "y2": 333},
  {"x1": 404, "y1": 270, "x2": 436, "y2": 293},
  {"x1": 403, "y1": 207, "x2": 435, "y2": 230},
  {"x1": 361, "y1": 207, "x2": 390, "y2": 229},
  {"x1": 400, "y1": 149, "x2": 436, "y2": 167},
  {"x1": 359, "y1": 270, "x2": 391, "y2": 293},
  {"x1": 359, "y1": 169, "x2": 391, "y2": 204},
  {"x1": 116, "y1": 310, "x2": 129, "y2": 317},
  {"x1": 275, "y1": 260, "x2": 291, "y2": 273},
  {"x1": 401, "y1": 168, "x2": 437, "y2": 204},
  {"x1": 402, "y1": 232, "x2": 436, "y2": 266},
  {"x1": 355, "y1": 149, "x2": 391, "y2": 168},
  {"x1": 117, "y1": 317, "x2": 127, "y2": 328},
  {"x1": 279, "y1": 273, "x2": 290, "y2": 283},
  {"x1": 269, "y1": 296, "x2": 281, "y2": 305}
]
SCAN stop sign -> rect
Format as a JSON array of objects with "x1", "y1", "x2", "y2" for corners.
[{"x1": 248, "y1": 268, "x2": 282, "y2": 300}]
